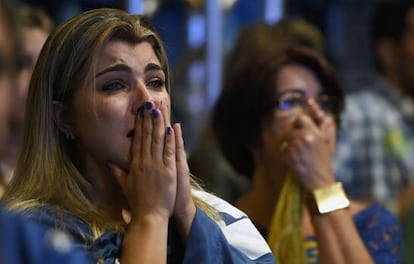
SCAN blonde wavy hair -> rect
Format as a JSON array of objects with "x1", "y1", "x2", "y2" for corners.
[{"x1": 2, "y1": 8, "x2": 216, "y2": 237}]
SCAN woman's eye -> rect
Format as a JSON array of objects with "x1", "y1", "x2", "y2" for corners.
[
  {"x1": 279, "y1": 98, "x2": 302, "y2": 110},
  {"x1": 146, "y1": 78, "x2": 165, "y2": 89},
  {"x1": 102, "y1": 81, "x2": 125, "y2": 91}
]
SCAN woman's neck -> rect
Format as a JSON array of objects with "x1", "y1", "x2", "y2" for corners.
[
  {"x1": 83, "y1": 159, "x2": 127, "y2": 223},
  {"x1": 236, "y1": 160, "x2": 288, "y2": 231}
]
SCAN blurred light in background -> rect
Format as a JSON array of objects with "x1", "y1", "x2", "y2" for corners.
[
  {"x1": 220, "y1": 0, "x2": 238, "y2": 10},
  {"x1": 127, "y1": 0, "x2": 142, "y2": 14},
  {"x1": 265, "y1": 0, "x2": 283, "y2": 24},
  {"x1": 205, "y1": 0, "x2": 222, "y2": 108},
  {"x1": 127, "y1": 0, "x2": 160, "y2": 16},
  {"x1": 187, "y1": 13, "x2": 205, "y2": 49},
  {"x1": 187, "y1": 61, "x2": 206, "y2": 114}
]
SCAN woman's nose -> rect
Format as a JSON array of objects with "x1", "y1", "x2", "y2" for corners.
[
  {"x1": 304, "y1": 97, "x2": 323, "y2": 110},
  {"x1": 304, "y1": 98, "x2": 325, "y2": 124},
  {"x1": 131, "y1": 81, "x2": 152, "y2": 114}
]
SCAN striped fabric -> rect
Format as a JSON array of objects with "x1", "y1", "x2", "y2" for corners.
[{"x1": 193, "y1": 190, "x2": 275, "y2": 263}]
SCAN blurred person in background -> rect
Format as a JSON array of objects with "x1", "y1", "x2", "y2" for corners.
[
  {"x1": 0, "y1": 0, "x2": 16, "y2": 191},
  {"x1": 189, "y1": 18, "x2": 325, "y2": 203},
  {"x1": 0, "y1": 0, "x2": 91, "y2": 263},
  {"x1": 0, "y1": 5, "x2": 54, "y2": 181},
  {"x1": 334, "y1": 0, "x2": 414, "y2": 215},
  {"x1": 212, "y1": 44, "x2": 401, "y2": 263},
  {"x1": 331, "y1": 2, "x2": 414, "y2": 261}
]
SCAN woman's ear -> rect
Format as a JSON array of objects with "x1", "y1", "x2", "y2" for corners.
[{"x1": 53, "y1": 101, "x2": 75, "y2": 140}]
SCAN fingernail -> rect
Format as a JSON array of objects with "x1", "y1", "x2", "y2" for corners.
[
  {"x1": 145, "y1": 101, "x2": 152, "y2": 110},
  {"x1": 139, "y1": 108, "x2": 144, "y2": 117},
  {"x1": 152, "y1": 109, "x2": 158, "y2": 118},
  {"x1": 167, "y1": 127, "x2": 172, "y2": 135}
]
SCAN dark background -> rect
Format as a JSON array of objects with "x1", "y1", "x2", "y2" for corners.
[{"x1": 18, "y1": 0, "x2": 381, "y2": 150}]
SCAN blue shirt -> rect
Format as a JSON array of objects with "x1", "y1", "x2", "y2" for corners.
[
  {"x1": 256, "y1": 203, "x2": 402, "y2": 263},
  {"x1": 0, "y1": 207, "x2": 91, "y2": 264},
  {"x1": 21, "y1": 190, "x2": 275, "y2": 264}
]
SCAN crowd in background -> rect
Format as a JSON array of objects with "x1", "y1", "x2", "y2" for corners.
[{"x1": 0, "y1": 0, "x2": 413, "y2": 263}]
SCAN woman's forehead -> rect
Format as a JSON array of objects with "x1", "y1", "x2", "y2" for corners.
[
  {"x1": 275, "y1": 64, "x2": 322, "y2": 95},
  {"x1": 93, "y1": 41, "x2": 162, "y2": 74}
]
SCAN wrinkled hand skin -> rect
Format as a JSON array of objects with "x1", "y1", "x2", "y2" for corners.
[{"x1": 285, "y1": 100, "x2": 337, "y2": 192}]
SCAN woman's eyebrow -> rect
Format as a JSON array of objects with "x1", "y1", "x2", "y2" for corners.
[
  {"x1": 95, "y1": 62, "x2": 163, "y2": 78},
  {"x1": 95, "y1": 64, "x2": 132, "y2": 78},
  {"x1": 144, "y1": 62, "x2": 163, "y2": 73}
]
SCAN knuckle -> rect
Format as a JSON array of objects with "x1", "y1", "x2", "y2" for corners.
[{"x1": 164, "y1": 144, "x2": 175, "y2": 157}]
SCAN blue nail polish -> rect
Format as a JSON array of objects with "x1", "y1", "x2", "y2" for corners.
[
  {"x1": 139, "y1": 108, "x2": 144, "y2": 117},
  {"x1": 167, "y1": 127, "x2": 172, "y2": 135},
  {"x1": 152, "y1": 109, "x2": 158, "y2": 118},
  {"x1": 145, "y1": 101, "x2": 152, "y2": 110}
]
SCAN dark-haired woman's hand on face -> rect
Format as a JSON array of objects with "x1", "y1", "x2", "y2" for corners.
[
  {"x1": 111, "y1": 102, "x2": 177, "y2": 223},
  {"x1": 285, "y1": 100, "x2": 337, "y2": 192}
]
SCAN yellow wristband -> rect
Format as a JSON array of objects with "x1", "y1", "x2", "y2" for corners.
[{"x1": 312, "y1": 182, "x2": 350, "y2": 214}]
